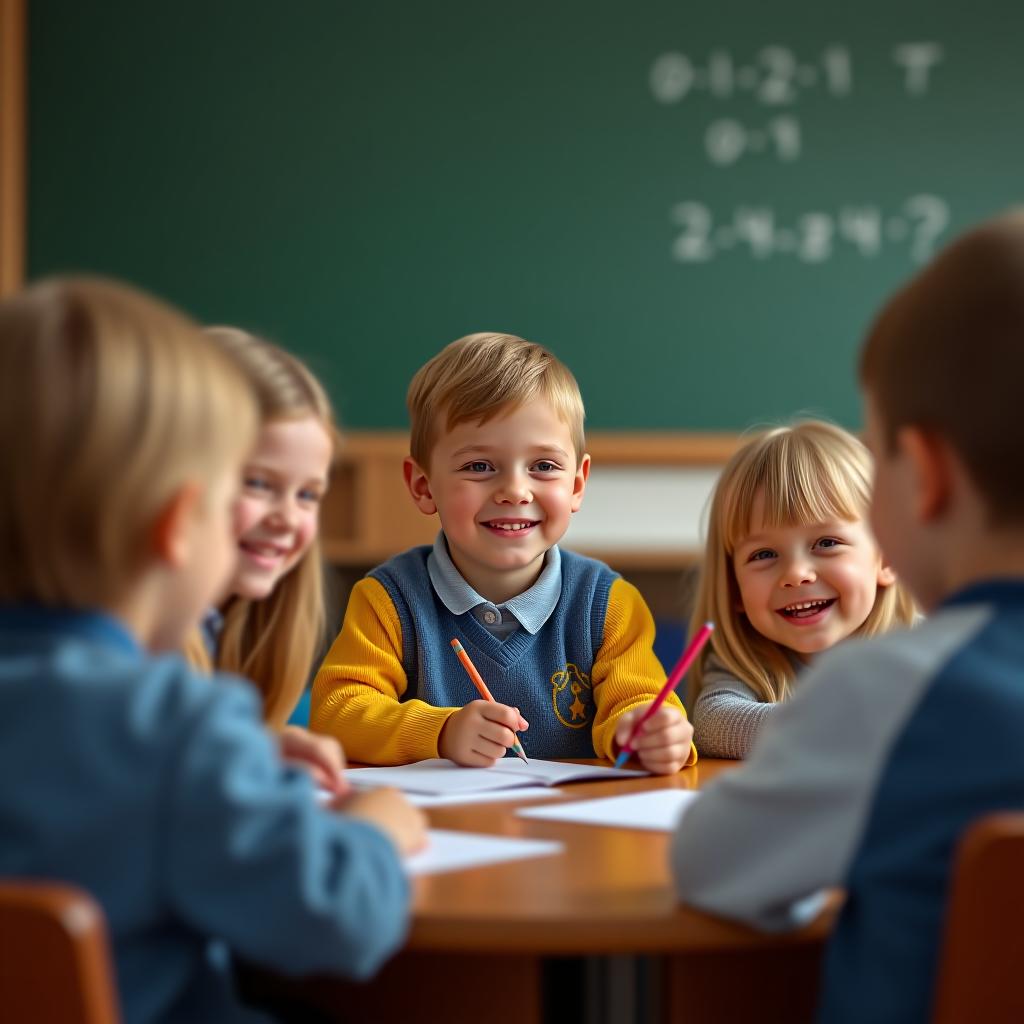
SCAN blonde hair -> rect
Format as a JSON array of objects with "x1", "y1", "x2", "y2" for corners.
[
  {"x1": 687, "y1": 421, "x2": 917, "y2": 706},
  {"x1": 407, "y1": 333, "x2": 586, "y2": 467},
  {"x1": 0, "y1": 277, "x2": 257, "y2": 607},
  {"x1": 189, "y1": 327, "x2": 338, "y2": 730}
]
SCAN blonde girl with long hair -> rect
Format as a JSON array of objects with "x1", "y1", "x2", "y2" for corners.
[
  {"x1": 188, "y1": 327, "x2": 346, "y2": 789},
  {"x1": 688, "y1": 420, "x2": 917, "y2": 758}
]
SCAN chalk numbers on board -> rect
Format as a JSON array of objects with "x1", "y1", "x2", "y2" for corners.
[
  {"x1": 650, "y1": 46, "x2": 855, "y2": 106},
  {"x1": 652, "y1": 42, "x2": 951, "y2": 263},
  {"x1": 671, "y1": 196, "x2": 950, "y2": 264},
  {"x1": 650, "y1": 43, "x2": 942, "y2": 106}
]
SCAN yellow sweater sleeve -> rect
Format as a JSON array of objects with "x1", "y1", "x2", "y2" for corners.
[
  {"x1": 590, "y1": 577, "x2": 698, "y2": 767},
  {"x1": 310, "y1": 577, "x2": 459, "y2": 764}
]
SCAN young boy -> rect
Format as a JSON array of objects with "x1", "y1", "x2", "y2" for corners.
[
  {"x1": 671, "y1": 210, "x2": 1024, "y2": 1021},
  {"x1": 0, "y1": 277, "x2": 425, "y2": 1024},
  {"x1": 312, "y1": 333, "x2": 695, "y2": 772}
]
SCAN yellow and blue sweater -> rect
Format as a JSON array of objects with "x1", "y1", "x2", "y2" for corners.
[{"x1": 312, "y1": 543, "x2": 696, "y2": 765}]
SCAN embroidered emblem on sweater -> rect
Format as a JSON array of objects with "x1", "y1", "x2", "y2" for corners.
[{"x1": 551, "y1": 663, "x2": 593, "y2": 728}]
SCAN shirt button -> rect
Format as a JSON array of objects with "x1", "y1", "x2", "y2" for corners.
[{"x1": 483, "y1": 610, "x2": 497, "y2": 624}]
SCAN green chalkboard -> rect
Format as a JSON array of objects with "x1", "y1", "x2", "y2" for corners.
[{"x1": 27, "y1": 1, "x2": 1024, "y2": 431}]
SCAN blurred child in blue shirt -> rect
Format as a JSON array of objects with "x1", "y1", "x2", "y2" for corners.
[{"x1": 0, "y1": 277, "x2": 424, "y2": 1024}]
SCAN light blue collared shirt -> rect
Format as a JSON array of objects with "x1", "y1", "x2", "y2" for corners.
[{"x1": 426, "y1": 532, "x2": 562, "y2": 639}]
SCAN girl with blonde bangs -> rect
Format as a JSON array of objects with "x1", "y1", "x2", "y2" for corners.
[
  {"x1": 687, "y1": 421, "x2": 916, "y2": 759},
  {"x1": 186, "y1": 327, "x2": 346, "y2": 789}
]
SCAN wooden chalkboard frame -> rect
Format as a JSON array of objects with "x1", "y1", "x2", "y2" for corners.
[{"x1": 0, "y1": 0, "x2": 23, "y2": 295}]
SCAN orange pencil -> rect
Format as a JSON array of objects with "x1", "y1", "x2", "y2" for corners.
[{"x1": 449, "y1": 638, "x2": 529, "y2": 763}]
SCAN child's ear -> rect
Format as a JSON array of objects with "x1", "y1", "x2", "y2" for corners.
[
  {"x1": 899, "y1": 426, "x2": 952, "y2": 524},
  {"x1": 151, "y1": 482, "x2": 203, "y2": 568},
  {"x1": 403, "y1": 457, "x2": 437, "y2": 516},
  {"x1": 877, "y1": 562, "x2": 897, "y2": 588},
  {"x1": 570, "y1": 453, "x2": 591, "y2": 513}
]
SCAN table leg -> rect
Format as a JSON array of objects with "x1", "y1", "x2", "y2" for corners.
[{"x1": 662, "y1": 944, "x2": 823, "y2": 1024}]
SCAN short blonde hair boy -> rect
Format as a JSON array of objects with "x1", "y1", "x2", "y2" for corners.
[
  {"x1": 688, "y1": 420, "x2": 917, "y2": 706},
  {"x1": 406, "y1": 332, "x2": 586, "y2": 467},
  {"x1": 0, "y1": 277, "x2": 258, "y2": 608}
]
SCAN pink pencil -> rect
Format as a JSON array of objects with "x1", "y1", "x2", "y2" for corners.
[{"x1": 613, "y1": 621, "x2": 715, "y2": 769}]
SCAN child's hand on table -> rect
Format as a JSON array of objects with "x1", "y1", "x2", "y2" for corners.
[
  {"x1": 333, "y1": 787, "x2": 428, "y2": 856},
  {"x1": 279, "y1": 724, "x2": 349, "y2": 795}
]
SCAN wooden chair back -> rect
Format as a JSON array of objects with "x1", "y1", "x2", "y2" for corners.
[
  {"x1": 0, "y1": 880, "x2": 121, "y2": 1024},
  {"x1": 932, "y1": 812, "x2": 1024, "y2": 1024}
]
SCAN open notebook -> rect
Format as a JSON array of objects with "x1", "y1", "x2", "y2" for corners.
[{"x1": 347, "y1": 757, "x2": 648, "y2": 797}]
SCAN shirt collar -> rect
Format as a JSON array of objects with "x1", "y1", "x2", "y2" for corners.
[
  {"x1": 200, "y1": 606, "x2": 225, "y2": 656},
  {"x1": 427, "y1": 532, "x2": 562, "y2": 634}
]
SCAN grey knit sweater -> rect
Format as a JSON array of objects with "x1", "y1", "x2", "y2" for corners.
[{"x1": 691, "y1": 654, "x2": 798, "y2": 759}]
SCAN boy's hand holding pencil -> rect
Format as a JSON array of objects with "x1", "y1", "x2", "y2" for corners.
[
  {"x1": 439, "y1": 700, "x2": 530, "y2": 767},
  {"x1": 442, "y1": 638, "x2": 530, "y2": 767}
]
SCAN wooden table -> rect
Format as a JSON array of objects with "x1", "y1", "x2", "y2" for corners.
[{"x1": 241, "y1": 760, "x2": 834, "y2": 1024}]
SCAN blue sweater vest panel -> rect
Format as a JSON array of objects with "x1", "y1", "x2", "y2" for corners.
[{"x1": 369, "y1": 546, "x2": 618, "y2": 759}]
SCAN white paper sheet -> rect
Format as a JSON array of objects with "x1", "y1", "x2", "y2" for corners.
[
  {"x1": 517, "y1": 789, "x2": 700, "y2": 831},
  {"x1": 404, "y1": 787, "x2": 561, "y2": 808},
  {"x1": 316, "y1": 784, "x2": 560, "y2": 807},
  {"x1": 488, "y1": 759, "x2": 648, "y2": 785},
  {"x1": 346, "y1": 757, "x2": 647, "y2": 796},
  {"x1": 405, "y1": 829, "x2": 563, "y2": 876}
]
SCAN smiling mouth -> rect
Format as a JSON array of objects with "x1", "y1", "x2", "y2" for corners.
[
  {"x1": 240, "y1": 541, "x2": 289, "y2": 562},
  {"x1": 482, "y1": 520, "x2": 540, "y2": 533},
  {"x1": 777, "y1": 598, "x2": 836, "y2": 619}
]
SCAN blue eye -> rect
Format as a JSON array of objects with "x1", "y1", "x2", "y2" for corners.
[
  {"x1": 533, "y1": 460, "x2": 558, "y2": 473},
  {"x1": 244, "y1": 475, "x2": 271, "y2": 491},
  {"x1": 816, "y1": 537, "x2": 841, "y2": 550},
  {"x1": 748, "y1": 549, "x2": 775, "y2": 562},
  {"x1": 298, "y1": 489, "x2": 323, "y2": 504},
  {"x1": 462, "y1": 461, "x2": 492, "y2": 473}
]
